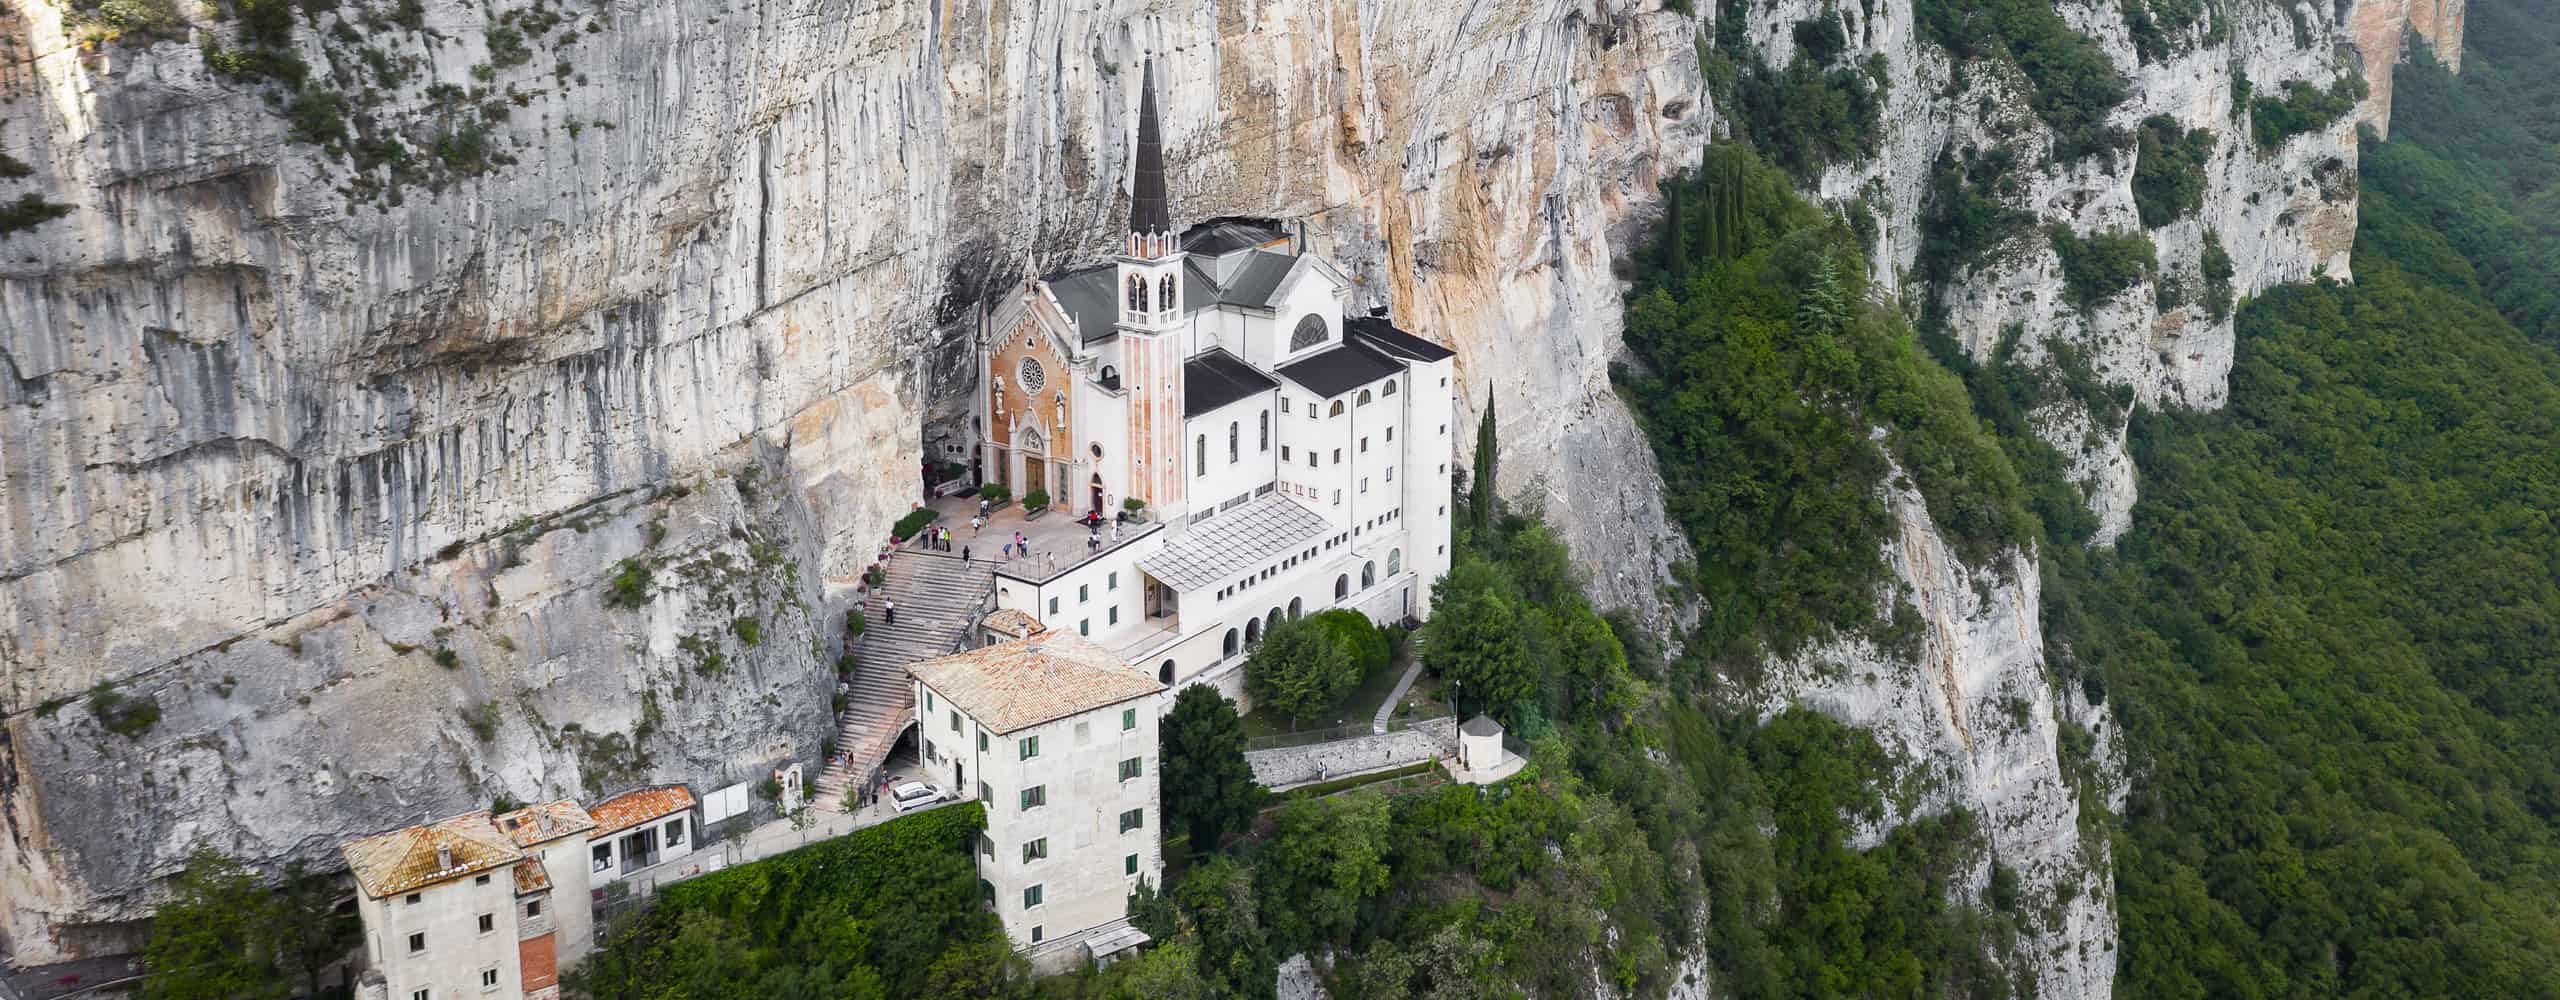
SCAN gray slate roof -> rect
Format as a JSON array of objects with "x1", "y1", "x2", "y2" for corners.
[
  {"x1": 1185, "y1": 349, "x2": 1279, "y2": 418},
  {"x1": 1276, "y1": 342, "x2": 1405, "y2": 399},
  {"x1": 1139, "y1": 494, "x2": 1331, "y2": 593}
]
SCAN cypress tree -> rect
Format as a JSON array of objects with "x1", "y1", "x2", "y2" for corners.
[
  {"x1": 1664, "y1": 187, "x2": 1690, "y2": 283},
  {"x1": 1470, "y1": 389, "x2": 1498, "y2": 533}
]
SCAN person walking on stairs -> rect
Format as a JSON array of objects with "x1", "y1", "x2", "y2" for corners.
[{"x1": 883, "y1": 600, "x2": 896, "y2": 626}]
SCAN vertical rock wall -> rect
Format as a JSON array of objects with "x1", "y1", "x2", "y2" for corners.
[{"x1": 0, "y1": 0, "x2": 2468, "y2": 987}]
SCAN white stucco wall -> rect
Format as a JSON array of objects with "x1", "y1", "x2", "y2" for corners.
[{"x1": 357, "y1": 872, "x2": 525, "y2": 1000}]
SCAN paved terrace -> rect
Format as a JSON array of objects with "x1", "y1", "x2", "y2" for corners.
[{"x1": 816, "y1": 494, "x2": 1162, "y2": 810}]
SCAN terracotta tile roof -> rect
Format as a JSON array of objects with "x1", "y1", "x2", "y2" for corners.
[
  {"x1": 494, "y1": 800, "x2": 597, "y2": 848},
  {"x1": 340, "y1": 811, "x2": 524, "y2": 900},
  {"x1": 906, "y1": 632, "x2": 1165, "y2": 735},
  {"x1": 512, "y1": 858, "x2": 552, "y2": 896},
  {"x1": 588, "y1": 786, "x2": 695, "y2": 837},
  {"x1": 983, "y1": 609, "x2": 1046, "y2": 639}
]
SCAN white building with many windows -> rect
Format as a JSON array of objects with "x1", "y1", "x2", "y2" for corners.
[
  {"x1": 971, "y1": 62, "x2": 1457, "y2": 702},
  {"x1": 906, "y1": 630, "x2": 1165, "y2": 969}
]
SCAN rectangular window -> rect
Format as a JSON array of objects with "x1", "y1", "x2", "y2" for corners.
[
  {"x1": 408, "y1": 932, "x2": 426, "y2": 954},
  {"x1": 1386, "y1": 466, "x2": 1395, "y2": 482},
  {"x1": 478, "y1": 913, "x2": 494, "y2": 935},
  {"x1": 1079, "y1": 584, "x2": 1090, "y2": 603},
  {"x1": 1023, "y1": 838, "x2": 1049, "y2": 863},
  {"x1": 1331, "y1": 449, "x2": 1342, "y2": 464},
  {"x1": 405, "y1": 893, "x2": 421, "y2": 906},
  {"x1": 1120, "y1": 808, "x2": 1145, "y2": 833},
  {"x1": 1307, "y1": 453, "x2": 1317, "y2": 468},
  {"x1": 666, "y1": 818, "x2": 685, "y2": 845},
  {"x1": 1108, "y1": 571, "x2": 1119, "y2": 591},
  {"x1": 1020, "y1": 735, "x2": 1040, "y2": 760},
  {"x1": 1360, "y1": 477, "x2": 1369, "y2": 494},
  {"x1": 526, "y1": 900, "x2": 542, "y2": 918},
  {"x1": 591, "y1": 844, "x2": 610, "y2": 873},
  {"x1": 480, "y1": 967, "x2": 500, "y2": 991},
  {"x1": 950, "y1": 710, "x2": 961, "y2": 732},
  {"x1": 978, "y1": 730, "x2": 989, "y2": 752},
  {"x1": 1032, "y1": 925, "x2": 1045, "y2": 943},
  {"x1": 474, "y1": 874, "x2": 491, "y2": 886},
  {"x1": 1120, "y1": 757, "x2": 1142, "y2": 781},
  {"x1": 1019, "y1": 785, "x2": 1047, "y2": 810},
  {"x1": 981, "y1": 834, "x2": 996, "y2": 858},
  {"x1": 1281, "y1": 446, "x2": 1292, "y2": 462},
  {"x1": 1282, "y1": 398, "x2": 1292, "y2": 414},
  {"x1": 1333, "y1": 490, "x2": 1342, "y2": 506},
  {"x1": 1109, "y1": 607, "x2": 1120, "y2": 625},
  {"x1": 1048, "y1": 596, "x2": 1059, "y2": 615},
  {"x1": 1387, "y1": 427, "x2": 1395, "y2": 441},
  {"x1": 1122, "y1": 708, "x2": 1137, "y2": 731},
  {"x1": 413, "y1": 991, "x2": 430, "y2": 1000},
  {"x1": 926, "y1": 691, "x2": 934, "y2": 711},
  {"x1": 1360, "y1": 436, "x2": 1369, "y2": 453},
  {"x1": 979, "y1": 780, "x2": 991, "y2": 802},
  {"x1": 1079, "y1": 619, "x2": 1090, "y2": 636},
  {"x1": 1126, "y1": 853, "x2": 1140, "y2": 875},
  {"x1": 1024, "y1": 884, "x2": 1045, "y2": 909}
]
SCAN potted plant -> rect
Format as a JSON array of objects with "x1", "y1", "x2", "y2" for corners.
[
  {"x1": 979, "y1": 483, "x2": 1013, "y2": 511},
  {"x1": 1021, "y1": 489, "x2": 1051, "y2": 518},
  {"x1": 1121, "y1": 496, "x2": 1148, "y2": 523}
]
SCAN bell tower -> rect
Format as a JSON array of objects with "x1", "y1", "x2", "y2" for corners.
[{"x1": 1120, "y1": 60, "x2": 1187, "y2": 519}]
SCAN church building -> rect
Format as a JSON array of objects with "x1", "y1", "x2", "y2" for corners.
[{"x1": 969, "y1": 62, "x2": 1457, "y2": 701}]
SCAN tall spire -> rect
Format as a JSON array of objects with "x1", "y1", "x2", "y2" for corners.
[{"x1": 1130, "y1": 60, "x2": 1171, "y2": 239}]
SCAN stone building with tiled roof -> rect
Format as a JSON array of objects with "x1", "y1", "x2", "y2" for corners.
[
  {"x1": 343, "y1": 811, "x2": 536, "y2": 1000},
  {"x1": 968, "y1": 60, "x2": 1456, "y2": 705},
  {"x1": 906, "y1": 633, "x2": 1165, "y2": 969}
]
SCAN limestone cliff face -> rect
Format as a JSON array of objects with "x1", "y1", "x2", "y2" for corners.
[
  {"x1": 0, "y1": 0, "x2": 2465, "y2": 988},
  {"x1": 0, "y1": 0, "x2": 1705, "y2": 964}
]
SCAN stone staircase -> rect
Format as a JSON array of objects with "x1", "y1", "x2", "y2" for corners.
[{"x1": 815, "y1": 548, "x2": 999, "y2": 811}]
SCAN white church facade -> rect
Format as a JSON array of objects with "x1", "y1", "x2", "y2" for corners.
[{"x1": 968, "y1": 63, "x2": 1456, "y2": 703}]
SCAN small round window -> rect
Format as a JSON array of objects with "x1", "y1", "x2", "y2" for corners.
[
  {"x1": 1090, "y1": 442, "x2": 1105, "y2": 459},
  {"x1": 1018, "y1": 357, "x2": 1047, "y2": 395}
]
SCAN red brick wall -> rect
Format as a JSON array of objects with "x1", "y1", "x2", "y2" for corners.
[{"x1": 520, "y1": 931, "x2": 558, "y2": 993}]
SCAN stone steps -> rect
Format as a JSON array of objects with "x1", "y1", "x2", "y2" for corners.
[{"x1": 814, "y1": 550, "x2": 999, "y2": 811}]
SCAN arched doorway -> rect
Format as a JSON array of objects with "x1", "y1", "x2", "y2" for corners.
[
  {"x1": 1222, "y1": 629, "x2": 1241, "y2": 658},
  {"x1": 1361, "y1": 561, "x2": 1377, "y2": 590},
  {"x1": 1288, "y1": 597, "x2": 1303, "y2": 620},
  {"x1": 1159, "y1": 660, "x2": 1175, "y2": 684},
  {"x1": 1334, "y1": 575, "x2": 1349, "y2": 600},
  {"x1": 1015, "y1": 425, "x2": 1048, "y2": 498},
  {"x1": 1089, "y1": 473, "x2": 1105, "y2": 518},
  {"x1": 1244, "y1": 617, "x2": 1262, "y2": 646}
]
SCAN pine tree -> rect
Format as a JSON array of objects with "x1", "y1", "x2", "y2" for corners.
[
  {"x1": 1469, "y1": 390, "x2": 1498, "y2": 534},
  {"x1": 1160, "y1": 685, "x2": 1263, "y2": 851}
]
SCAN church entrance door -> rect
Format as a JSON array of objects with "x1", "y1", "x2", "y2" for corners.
[
  {"x1": 1090, "y1": 475, "x2": 1105, "y2": 517},
  {"x1": 1023, "y1": 458, "x2": 1046, "y2": 500}
]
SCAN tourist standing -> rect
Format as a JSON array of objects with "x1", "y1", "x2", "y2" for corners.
[{"x1": 883, "y1": 600, "x2": 896, "y2": 625}]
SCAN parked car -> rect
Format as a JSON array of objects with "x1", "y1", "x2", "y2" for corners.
[{"x1": 890, "y1": 781, "x2": 944, "y2": 813}]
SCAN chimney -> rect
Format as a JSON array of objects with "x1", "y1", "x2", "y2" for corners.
[{"x1": 435, "y1": 845, "x2": 454, "y2": 871}]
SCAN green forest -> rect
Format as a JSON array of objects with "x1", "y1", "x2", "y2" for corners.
[{"x1": 2055, "y1": 9, "x2": 2560, "y2": 993}]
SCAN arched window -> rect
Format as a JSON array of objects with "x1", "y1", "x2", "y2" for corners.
[
  {"x1": 1160, "y1": 660, "x2": 1175, "y2": 684},
  {"x1": 1290, "y1": 315, "x2": 1327, "y2": 352},
  {"x1": 1228, "y1": 422, "x2": 1239, "y2": 463},
  {"x1": 1388, "y1": 548, "x2": 1402, "y2": 575},
  {"x1": 1288, "y1": 597, "x2": 1303, "y2": 620},
  {"x1": 1099, "y1": 364, "x2": 1119, "y2": 389},
  {"x1": 1383, "y1": 379, "x2": 1398, "y2": 396},
  {"x1": 1259, "y1": 411, "x2": 1270, "y2": 452},
  {"x1": 1357, "y1": 389, "x2": 1373, "y2": 407},
  {"x1": 1158, "y1": 273, "x2": 1177, "y2": 311},
  {"x1": 1328, "y1": 400, "x2": 1345, "y2": 417},
  {"x1": 1222, "y1": 629, "x2": 1241, "y2": 658},
  {"x1": 1266, "y1": 608, "x2": 1282, "y2": 634},
  {"x1": 1334, "y1": 575, "x2": 1349, "y2": 599},
  {"x1": 1361, "y1": 561, "x2": 1376, "y2": 589},
  {"x1": 1244, "y1": 618, "x2": 1262, "y2": 645},
  {"x1": 1126, "y1": 274, "x2": 1147, "y2": 311}
]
